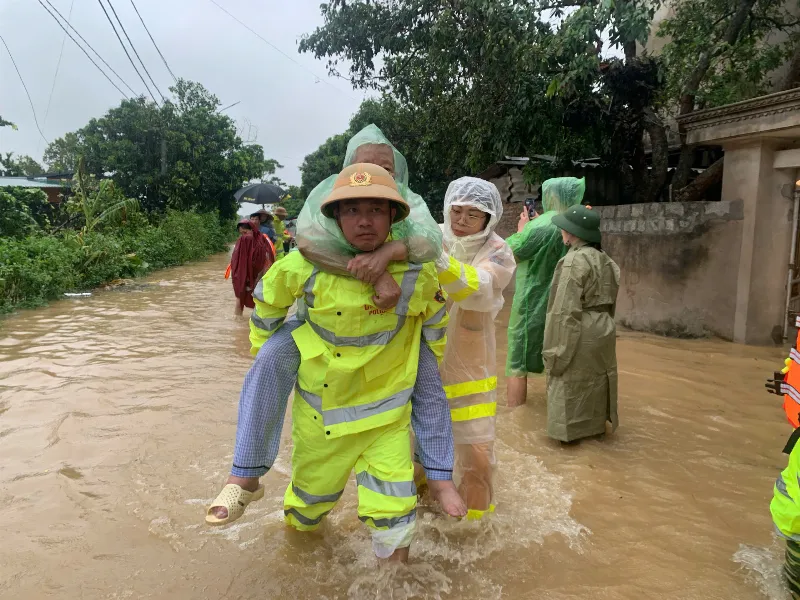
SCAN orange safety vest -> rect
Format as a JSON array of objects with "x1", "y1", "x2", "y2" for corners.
[{"x1": 784, "y1": 315, "x2": 800, "y2": 428}]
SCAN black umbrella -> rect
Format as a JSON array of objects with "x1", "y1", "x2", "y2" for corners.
[{"x1": 234, "y1": 182, "x2": 285, "y2": 206}]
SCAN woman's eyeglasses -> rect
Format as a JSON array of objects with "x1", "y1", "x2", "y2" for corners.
[{"x1": 450, "y1": 208, "x2": 485, "y2": 225}]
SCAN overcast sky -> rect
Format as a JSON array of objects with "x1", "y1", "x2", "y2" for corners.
[{"x1": 0, "y1": 0, "x2": 367, "y2": 194}]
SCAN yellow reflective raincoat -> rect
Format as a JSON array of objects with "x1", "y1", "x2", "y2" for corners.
[
  {"x1": 436, "y1": 177, "x2": 516, "y2": 518},
  {"x1": 249, "y1": 250, "x2": 448, "y2": 555},
  {"x1": 250, "y1": 251, "x2": 448, "y2": 438},
  {"x1": 273, "y1": 217, "x2": 286, "y2": 260}
]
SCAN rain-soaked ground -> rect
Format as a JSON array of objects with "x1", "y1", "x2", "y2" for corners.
[{"x1": 0, "y1": 251, "x2": 794, "y2": 599}]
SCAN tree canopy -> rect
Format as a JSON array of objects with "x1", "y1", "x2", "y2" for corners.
[
  {"x1": 43, "y1": 80, "x2": 278, "y2": 219},
  {"x1": 0, "y1": 153, "x2": 45, "y2": 177},
  {"x1": 299, "y1": 0, "x2": 800, "y2": 205}
]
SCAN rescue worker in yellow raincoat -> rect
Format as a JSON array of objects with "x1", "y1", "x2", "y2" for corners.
[
  {"x1": 211, "y1": 124, "x2": 466, "y2": 519},
  {"x1": 347, "y1": 178, "x2": 516, "y2": 519},
  {"x1": 272, "y1": 206, "x2": 289, "y2": 261},
  {"x1": 767, "y1": 315, "x2": 800, "y2": 598},
  {"x1": 206, "y1": 163, "x2": 450, "y2": 561}
]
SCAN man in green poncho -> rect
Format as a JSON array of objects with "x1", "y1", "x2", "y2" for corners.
[{"x1": 505, "y1": 177, "x2": 585, "y2": 407}]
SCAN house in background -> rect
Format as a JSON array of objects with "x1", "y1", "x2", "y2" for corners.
[{"x1": 0, "y1": 176, "x2": 70, "y2": 204}]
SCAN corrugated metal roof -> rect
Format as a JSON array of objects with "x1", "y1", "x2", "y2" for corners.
[{"x1": 0, "y1": 177, "x2": 65, "y2": 188}]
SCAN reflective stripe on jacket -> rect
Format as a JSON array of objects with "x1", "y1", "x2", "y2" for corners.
[
  {"x1": 773, "y1": 435, "x2": 800, "y2": 539},
  {"x1": 249, "y1": 251, "x2": 448, "y2": 439},
  {"x1": 437, "y1": 234, "x2": 516, "y2": 444}
]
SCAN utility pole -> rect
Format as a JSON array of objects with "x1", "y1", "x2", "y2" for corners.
[{"x1": 160, "y1": 137, "x2": 167, "y2": 175}]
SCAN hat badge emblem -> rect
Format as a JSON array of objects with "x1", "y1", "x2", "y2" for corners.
[{"x1": 349, "y1": 171, "x2": 372, "y2": 187}]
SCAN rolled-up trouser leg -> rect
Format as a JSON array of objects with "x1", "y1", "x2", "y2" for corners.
[
  {"x1": 786, "y1": 539, "x2": 800, "y2": 599},
  {"x1": 357, "y1": 418, "x2": 417, "y2": 558},
  {"x1": 411, "y1": 342, "x2": 455, "y2": 482},
  {"x1": 231, "y1": 319, "x2": 302, "y2": 478}
]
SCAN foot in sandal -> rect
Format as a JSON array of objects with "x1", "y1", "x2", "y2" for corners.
[{"x1": 205, "y1": 475, "x2": 263, "y2": 525}]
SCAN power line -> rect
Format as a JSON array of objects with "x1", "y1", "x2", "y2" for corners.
[
  {"x1": 96, "y1": 0, "x2": 159, "y2": 104},
  {"x1": 128, "y1": 0, "x2": 177, "y2": 83},
  {"x1": 208, "y1": 0, "x2": 358, "y2": 102},
  {"x1": 41, "y1": 0, "x2": 76, "y2": 151},
  {"x1": 0, "y1": 34, "x2": 49, "y2": 144},
  {"x1": 39, "y1": 0, "x2": 136, "y2": 97},
  {"x1": 105, "y1": 0, "x2": 166, "y2": 101},
  {"x1": 218, "y1": 100, "x2": 241, "y2": 113}
]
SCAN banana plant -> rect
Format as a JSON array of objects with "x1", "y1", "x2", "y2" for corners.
[{"x1": 69, "y1": 158, "x2": 139, "y2": 238}]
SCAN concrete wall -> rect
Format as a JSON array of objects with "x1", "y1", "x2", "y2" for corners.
[{"x1": 596, "y1": 201, "x2": 745, "y2": 339}]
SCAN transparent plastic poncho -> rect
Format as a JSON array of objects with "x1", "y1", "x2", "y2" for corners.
[
  {"x1": 505, "y1": 177, "x2": 585, "y2": 377},
  {"x1": 295, "y1": 124, "x2": 442, "y2": 272},
  {"x1": 438, "y1": 178, "x2": 516, "y2": 518}
]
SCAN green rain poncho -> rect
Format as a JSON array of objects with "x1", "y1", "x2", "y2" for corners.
[
  {"x1": 505, "y1": 177, "x2": 585, "y2": 377},
  {"x1": 295, "y1": 124, "x2": 442, "y2": 272}
]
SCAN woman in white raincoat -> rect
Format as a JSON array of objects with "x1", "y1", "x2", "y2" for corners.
[
  {"x1": 350, "y1": 177, "x2": 516, "y2": 518},
  {"x1": 434, "y1": 177, "x2": 516, "y2": 518}
]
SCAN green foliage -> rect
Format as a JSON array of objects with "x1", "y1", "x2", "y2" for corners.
[
  {"x1": 132, "y1": 211, "x2": 230, "y2": 270},
  {"x1": 0, "y1": 152, "x2": 45, "y2": 176},
  {"x1": 0, "y1": 210, "x2": 233, "y2": 314},
  {"x1": 0, "y1": 188, "x2": 50, "y2": 238},
  {"x1": 299, "y1": 0, "x2": 800, "y2": 204},
  {"x1": 0, "y1": 235, "x2": 78, "y2": 311},
  {"x1": 43, "y1": 79, "x2": 278, "y2": 219},
  {"x1": 67, "y1": 159, "x2": 140, "y2": 236},
  {"x1": 0, "y1": 116, "x2": 16, "y2": 130},
  {"x1": 659, "y1": 0, "x2": 795, "y2": 109},
  {"x1": 43, "y1": 132, "x2": 81, "y2": 173},
  {"x1": 281, "y1": 185, "x2": 305, "y2": 218},
  {"x1": 298, "y1": 0, "x2": 636, "y2": 174},
  {"x1": 299, "y1": 132, "x2": 351, "y2": 197}
]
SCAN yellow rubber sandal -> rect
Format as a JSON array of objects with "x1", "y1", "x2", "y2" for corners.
[{"x1": 205, "y1": 484, "x2": 264, "y2": 526}]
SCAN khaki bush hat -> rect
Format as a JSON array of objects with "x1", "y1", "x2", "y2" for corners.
[
  {"x1": 274, "y1": 206, "x2": 288, "y2": 218},
  {"x1": 552, "y1": 204, "x2": 602, "y2": 243},
  {"x1": 321, "y1": 163, "x2": 410, "y2": 223},
  {"x1": 253, "y1": 208, "x2": 273, "y2": 223}
]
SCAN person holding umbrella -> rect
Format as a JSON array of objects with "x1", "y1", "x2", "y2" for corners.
[{"x1": 254, "y1": 209, "x2": 277, "y2": 244}]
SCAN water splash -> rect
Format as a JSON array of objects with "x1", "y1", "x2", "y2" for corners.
[{"x1": 733, "y1": 540, "x2": 789, "y2": 599}]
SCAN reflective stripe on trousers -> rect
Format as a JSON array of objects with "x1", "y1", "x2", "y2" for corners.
[
  {"x1": 356, "y1": 471, "x2": 416, "y2": 498},
  {"x1": 445, "y1": 376, "x2": 498, "y2": 422}
]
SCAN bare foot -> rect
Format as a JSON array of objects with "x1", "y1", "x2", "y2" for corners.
[
  {"x1": 427, "y1": 479, "x2": 467, "y2": 518},
  {"x1": 387, "y1": 546, "x2": 410, "y2": 563},
  {"x1": 209, "y1": 475, "x2": 260, "y2": 520}
]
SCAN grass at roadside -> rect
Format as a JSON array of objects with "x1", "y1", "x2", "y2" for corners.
[{"x1": 0, "y1": 211, "x2": 234, "y2": 314}]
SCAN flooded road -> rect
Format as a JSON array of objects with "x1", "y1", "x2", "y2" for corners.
[{"x1": 0, "y1": 251, "x2": 794, "y2": 599}]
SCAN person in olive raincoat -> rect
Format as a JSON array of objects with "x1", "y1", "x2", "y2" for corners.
[
  {"x1": 505, "y1": 177, "x2": 585, "y2": 407},
  {"x1": 543, "y1": 205, "x2": 620, "y2": 443}
]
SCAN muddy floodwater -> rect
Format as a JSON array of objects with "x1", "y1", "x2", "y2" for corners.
[{"x1": 0, "y1": 251, "x2": 795, "y2": 599}]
